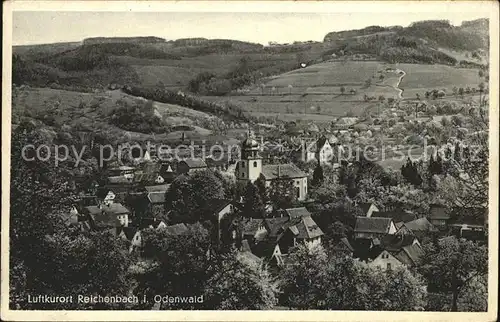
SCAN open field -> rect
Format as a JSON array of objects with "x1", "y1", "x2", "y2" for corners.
[
  {"x1": 397, "y1": 63, "x2": 481, "y2": 98},
  {"x1": 204, "y1": 60, "x2": 482, "y2": 120}
]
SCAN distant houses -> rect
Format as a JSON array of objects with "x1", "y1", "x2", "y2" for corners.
[{"x1": 237, "y1": 207, "x2": 324, "y2": 267}]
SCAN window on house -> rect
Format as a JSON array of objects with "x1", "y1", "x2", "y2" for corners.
[
  {"x1": 253, "y1": 161, "x2": 257, "y2": 167},
  {"x1": 241, "y1": 173, "x2": 245, "y2": 178},
  {"x1": 296, "y1": 187, "x2": 300, "y2": 198},
  {"x1": 387, "y1": 263, "x2": 392, "y2": 270},
  {"x1": 242, "y1": 162, "x2": 245, "y2": 168}
]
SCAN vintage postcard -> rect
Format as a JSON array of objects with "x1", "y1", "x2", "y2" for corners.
[{"x1": 1, "y1": 1, "x2": 498, "y2": 321}]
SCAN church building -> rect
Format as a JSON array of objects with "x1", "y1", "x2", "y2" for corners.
[{"x1": 236, "y1": 133, "x2": 308, "y2": 201}]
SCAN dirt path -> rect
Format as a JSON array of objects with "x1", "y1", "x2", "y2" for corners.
[{"x1": 394, "y1": 69, "x2": 406, "y2": 99}]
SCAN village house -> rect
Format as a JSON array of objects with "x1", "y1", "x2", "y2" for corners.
[
  {"x1": 108, "y1": 165, "x2": 135, "y2": 179},
  {"x1": 396, "y1": 217, "x2": 438, "y2": 238},
  {"x1": 117, "y1": 227, "x2": 142, "y2": 253},
  {"x1": 305, "y1": 135, "x2": 335, "y2": 164},
  {"x1": 371, "y1": 209, "x2": 417, "y2": 229},
  {"x1": 367, "y1": 249, "x2": 405, "y2": 271},
  {"x1": 83, "y1": 202, "x2": 131, "y2": 230},
  {"x1": 177, "y1": 158, "x2": 208, "y2": 174},
  {"x1": 238, "y1": 207, "x2": 324, "y2": 266},
  {"x1": 427, "y1": 204, "x2": 451, "y2": 228},
  {"x1": 354, "y1": 217, "x2": 397, "y2": 239}
]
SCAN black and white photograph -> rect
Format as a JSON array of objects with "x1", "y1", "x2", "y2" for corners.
[{"x1": 1, "y1": 1, "x2": 498, "y2": 321}]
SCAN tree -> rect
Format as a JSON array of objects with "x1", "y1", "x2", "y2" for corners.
[
  {"x1": 312, "y1": 163, "x2": 324, "y2": 186},
  {"x1": 478, "y1": 82, "x2": 485, "y2": 107},
  {"x1": 30, "y1": 231, "x2": 132, "y2": 309},
  {"x1": 135, "y1": 223, "x2": 212, "y2": 309},
  {"x1": 452, "y1": 86, "x2": 458, "y2": 97},
  {"x1": 320, "y1": 255, "x2": 426, "y2": 310},
  {"x1": 401, "y1": 158, "x2": 423, "y2": 186},
  {"x1": 203, "y1": 251, "x2": 279, "y2": 309},
  {"x1": 280, "y1": 244, "x2": 328, "y2": 309},
  {"x1": 268, "y1": 177, "x2": 298, "y2": 209},
  {"x1": 288, "y1": 84, "x2": 293, "y2": 95},
  {"x1": 254, "y1": 174, "x2": 268, "y2": 204},
  {"x1": 242, "y1": 181, "x2": 266, "y2": 219},
  {"x1": 10, "y1": 122, "x2": 79, "y2": 308},
  {"x1": 166, "y1": 170, "x2": 225, "y2": 224},
  {"x1": 340, "y1": 86, "x2": 346, "y2": 95},
  {"x1": 458, "y1": 87, "x2": 465, "y2": 98},
  {"x1": 419, "y1": 236, "x2": 487, "y2": 311}
]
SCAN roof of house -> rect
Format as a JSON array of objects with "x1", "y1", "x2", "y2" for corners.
[
  {"x1": 392, "y1": 244, "x2": 424, "y2": 266},
  {"x1": 428, "y1": 204, "x2": 451, "y2": 220},
  {"x1": 209, "y1": 199, "x2": 233, "y2": 214},
  {"x1": 179, "y1": 158, "x2": 207, "y2": 169},
  {"x1": 107, "y1": 176, "x2": 132, "y2": 185},
  {"x1": 144, "y1": 184, "x2": 171, "y2": 193},
  {"x1": 110, "y1": 165, "x2": 135, "y2": 171},
  {"x1": 84, "y1": 205, "x2": 102, "y2": 216},
  {"x1": 242, "y1": 218, "x2": 263, "y2": 237},
  {"x1": 101, "y1": 203, "x2": 130, "y2": 216},
  {"x1": 148, "y1": 192, "x2": 166, "y2": 204},
  {"x1": 261, "y1": 164, "x2": 307, "y2": 180},
  {"x1": 382, "y1": 234, "x2": 418, "y2": 252},
  {"x1": 264, "y1": 217, "x2": 290, "y2": 238},
  {"x1": 372, "y1": 210, "x2": 416, "y2": 224},
  {"x1": 90, "y1": 212, "x2": 121, "y2": 228},
  {"x1": 164, "y1": 223, "x2": 189, "y2": 235},
  {"x1": 133, "y1": 172, "x2": 158, "y2": 184},
  {"x1": 285, "y1": 207, "x2": 311, "y2": 219},
  {"x1": 307, "y1": 136, "x2": 329, "y2": 153},
  {"x1": 403, "y1": 217, "x2": 436, "y2": 232},
  {"x1": 119, "y1": 227, "x2": 139, "y2": 240},
  {"x1": 334, "y1": 237, "x2": 355, "y2": 252},
  {"x1": 355, "y1": 217, "x2": 393, "y2": 234}
]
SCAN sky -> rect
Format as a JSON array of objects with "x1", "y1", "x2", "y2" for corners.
[{"x1": 12, "y1": 11, "x2": 490, "y2": 46}]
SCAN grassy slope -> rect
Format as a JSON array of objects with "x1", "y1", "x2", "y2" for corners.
[{"x1": 12, "y1": 87, "x2": 217, "y2": 142}]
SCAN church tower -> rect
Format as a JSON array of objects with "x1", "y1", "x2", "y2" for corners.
[{"x1": 236, "y1": 131, "x2": 262, "y2": 183}]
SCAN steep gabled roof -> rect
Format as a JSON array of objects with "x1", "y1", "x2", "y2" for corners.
[
  {"x1": 355, "y1": 217, "x2": 393, "y2": 234},
  {"x1": 334, "y1": 237, "x2": 355, "y2": 252},
  {"x1": 264, "y1": 217, "x2": 290, "y2": 238},
  {"x1": 147, "y1": 192, "x2": 166, "y2": 204},
  {"x1": 285, "y1": 207, "x2": 311, "y2": 219},
  {"x1": 101, "y1": 203, "x2": 130, "y2": 216},
  {"x1": 241, "y1": 218, "x2": 263, "y2": 237},
  {"x1": 107, "y1": 176, "x2": 132, "y2": 185},
  {"x1": 382, "y1": 234, "x2": 418, "y2": 252},
  {"x1": 404, "y1": 217, "x2": 436, "y2": 232},
  {"x1": 372, "y1": 210, "x2": 416, "y2": 224},
  {"x1": 144, "y1": 184, "x2": 171, "y2": 193},
  {"x1": 180, "y1": 158, "x2": 207, "y2": 169},
  {"x1": 261, "y1": 164, "x2": 307, "y2": 180},
  {"x1": 208, "y1": 199, "x2": 233, "y2": 214},
  {"x1": 119, "y1": 227, "x2": 139, "y2": 240}
]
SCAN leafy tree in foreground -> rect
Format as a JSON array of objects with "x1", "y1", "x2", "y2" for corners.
[
  {"x1": 419, "y1": 236, "x2": 488, "y2": 311},
  {"x1": 135, "y1": 223, "x2": 212, "y2": 309},
  {"x1": 203, "y1": 251, "x2": 279, "y2": 309}
]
